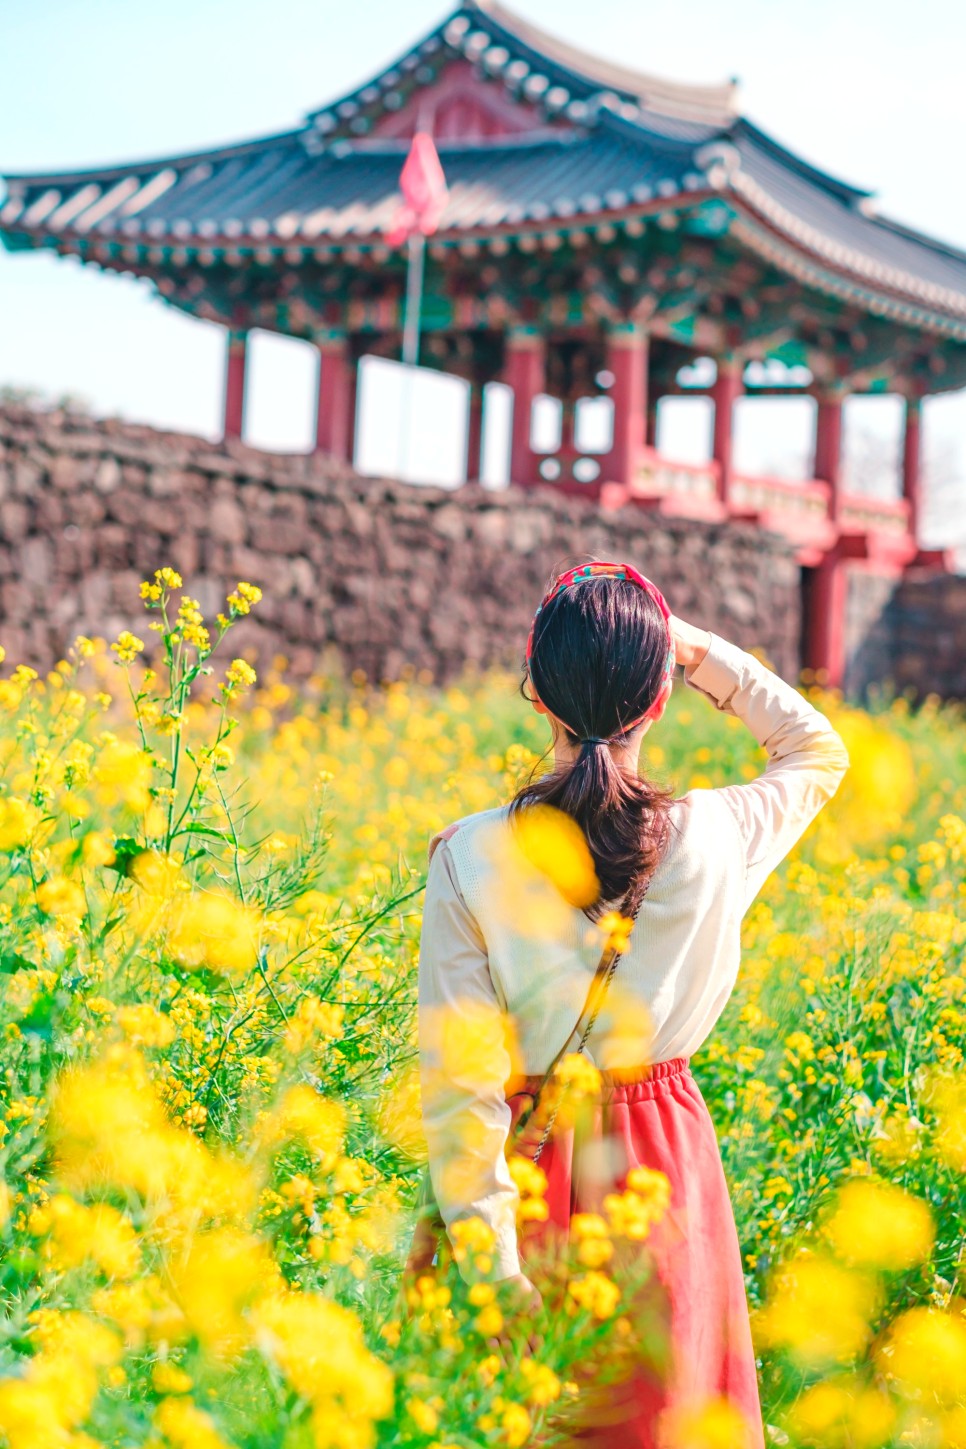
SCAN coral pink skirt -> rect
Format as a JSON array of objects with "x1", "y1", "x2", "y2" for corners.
[{"x1": 508, "y1": 1058, "x2": 764, "y2": 1449}]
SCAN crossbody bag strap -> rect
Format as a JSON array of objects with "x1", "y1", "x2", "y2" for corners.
[{"x1": 509, "y1": 874, "x2": 653, "y2": 1162}]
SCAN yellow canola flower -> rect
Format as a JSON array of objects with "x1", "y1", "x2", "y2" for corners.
[
  {"x1": 603, "y1": 1166, "x2": 670, "y2": 1241},
  {"x1": 480, "y1": 1400, "x2": 531, "y2": 1446},
  {"x1": 93, "y1": 738, "x2": 153, "y2": 813},
  {"x1": 81, "y1": 829, "x2": 116, "y2": 868},
  {"x1": 252, "y1": 1290, "x2": 393, "y2": 1444},
  {"x1": 154, "y1": 1395, "x2": 234, "y2": 1449},
  {"x1": 50, "y1": 1048, "x2": 255, "y2": 1223},
  {"x1": 508, "y1": 1155, "x2": 549, "y2": 1224},
  {"x1": 571, "y1": 1213, "x2": 614, "y2": 1268},
  {"x1": 660, "y1": 1395, "x2": 756, "y2": 1449},
  {"x1": 878, "y1": 1307, "x2": 966, "y2": 1403},
  {"x1": 29, "y1": 1194, "x2": 140, "y2": 1279},
  {"x1": 226, "y1": 581, "x2": 262, "y2": 616},
  {"x1": 520, "y1": 1357, "x2": 562, "y2": 1407},
  {"x1": 376, "y1": 1065, "x2": 426, "y2": 1162},
  {"x1": 475, "y1": 1303, "x2": 504, "y2": 1337},
  {"x1": 224, "y1": 659, "x2": 257, "y2": 692},
  {"x1": 151, "y1": 1363, "x2": 193, "y2": 1395},
  {"x1": 111, "y1": 630, "x2": 145, "y2": 664},
  {"x1": 925, "y1": 1070, "x2": 966, "y2": 1171},
  {"x1": 258, "y1": 1085, "x2": 346, "y2": 1165},
  {"x1": 115, "y1": 1002, "x2": 176, "y2": 1049},
  {"x1": 567, "y1": 1270, "x2": 621, "y2": 1320},
  {"x1": 553, "y1": 1053, "x2": 601, "y2": 1099},
  {"x1": 129, "y1": 848, "x2": 183, "y2": 898},
  {"x1": 165, "y1": 890, "x2": 260, "y2": 980},
  {"x1": 283, "y1": 996, "x2": 345, "y2": 1054},
  {"x1": 169, "y1": 1227, "x2": 280, "y2": 1357},
  {"x1": 0, "y1": 1310, "x2": 122, "y2": 1449},
  {"x1": 449, "y1": 1215, "x2": 495, "y2": 1267},
  {"x1": 422, "y1": 997, "x2": 522, "y2": 1093},
  {"x1": 156, "y1": 567, "x2": 184, "y2": 591},
  {"x1": 785, "y1": 1375, "x2": 895, "y2": 1449},
  {"x1": 92, "y1": 1274, "x2": 185, "y2": 1349},
  {"x1": 824, "y1": 1178, "x2": 934, "y2": 1271},
  {"x1": 35, "y1": 875, "x2": 87, "y2": 922},
  {"x1": 756, "y1": 1254, "x2": 879, "y2": 1367},
  {"x1": 510, "y1": 803, "x2": 600, "y2": 909},
  {"x1": 818, "y1": 708, "x2": 915, "y2": 854},
  {"x1": 406, "y1": 1398, "x2": 439, "y2": 1434},
  {"x1": 597, "y1": 909, "x2": 634, "y2": 954},
  {"x1": 499, "y1": 1402, "x2": 531, "y2": 1447},
  {"x1": 0, "y1": 795, "x2": 33, "y2": 851}
]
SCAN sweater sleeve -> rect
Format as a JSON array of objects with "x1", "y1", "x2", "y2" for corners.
[
  {"x1": 682, "y1": 633, "x2": 850, "y2": 908},
  {"x1": 417, "y1": 835, "x2": 521, "y2": 1281}
]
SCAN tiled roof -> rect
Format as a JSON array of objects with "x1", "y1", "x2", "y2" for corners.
[
  {"x1": 2, "y1": 1, "x2": 966, "y2": 333},
  {"x1": 1, "y1": 119, "x2": 706, "y2": 246}
]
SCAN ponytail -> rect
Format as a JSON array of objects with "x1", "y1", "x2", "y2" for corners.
[
  {"x1": 511, "y1": 573, "x2": 676, "y2": 921},
  {"x1": 509, "y1": 735, "x2": 673, "y2": 922}
]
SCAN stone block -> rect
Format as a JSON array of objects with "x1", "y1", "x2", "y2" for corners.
[
  {"x1": 0, "y1": 500, "x2": 29, "y2": 542},
  {"x1": 95, "y1": 457, "x2": 121, "y2": 494},
  {"x1": 209, "y1": 495, "x2": 247, "y2": 545}
]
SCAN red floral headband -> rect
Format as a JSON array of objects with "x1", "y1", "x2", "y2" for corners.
[{"x1": 525, "y1": 561, "x2": 676, "y2": 733}]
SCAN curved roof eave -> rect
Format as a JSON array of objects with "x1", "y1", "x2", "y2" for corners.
[
  {"x1": 305, "y1": 0, "x2": 737, "y2": 136},
  {"x1": 2, "y1": 128, "x2": 304, "y2": 191}
]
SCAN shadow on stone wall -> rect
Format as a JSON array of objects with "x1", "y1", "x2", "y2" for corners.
[
  {"x1": 1, "y1": 403, "x2": 805, "y2": 685},
  {"x1": 848, "y1": 569, "x2": 966, "y2": 705}
]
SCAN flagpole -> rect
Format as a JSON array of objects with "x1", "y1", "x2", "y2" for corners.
[
  {"x1": 398, "y1": 230, "x2": 425, "y2": 479},
  {"x1": 402, "y1": 230, "x2": 425, "y2": 368}
]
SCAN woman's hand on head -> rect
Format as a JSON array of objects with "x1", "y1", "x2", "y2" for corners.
[{"x1": 669, "y1": 615, "x2": 712, "y2": 672}]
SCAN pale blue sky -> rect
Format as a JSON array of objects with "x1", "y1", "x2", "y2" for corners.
[{"x1": 2, "y1": 0, "x2": 965, "y2": 547}]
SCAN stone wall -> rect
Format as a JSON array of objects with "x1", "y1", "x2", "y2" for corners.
[
  {"x1": 1, "y1": 402, "x2": 803, "y2": 685},
  {"x1": 848, "y1": 568, "x2": 966, "y2": 703}
]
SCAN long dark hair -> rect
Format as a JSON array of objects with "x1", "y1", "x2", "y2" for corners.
[{"x1": 511, "y1": 570, "x2": 676, "y2": 922}]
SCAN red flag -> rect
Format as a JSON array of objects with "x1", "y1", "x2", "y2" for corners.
[{"x1": 385, "y1": 132, "x2": 448, "y2": 246}]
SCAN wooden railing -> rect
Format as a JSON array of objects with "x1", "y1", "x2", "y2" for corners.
[
  {"x1": 630, "y1": 449, "x2": 720, "y2": 503},
  {"x1": 731, "y1": 472, "x2": 830, "y2": 521},
  {"x1": 529, "y1": 445, "x2": 917, "y2": 565},
  {"x1": 838, "y1": 493, "x2": 911, "y2": 536}
]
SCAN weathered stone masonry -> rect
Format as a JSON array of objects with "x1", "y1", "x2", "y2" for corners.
[
  {"x1": 0, "y1": 403, "x2": 960, "y2": 701},
  {"x1": 0, "y1": 405, "x2": 801, "y2": 685}
]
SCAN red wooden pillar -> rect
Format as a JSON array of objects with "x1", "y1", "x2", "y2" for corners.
[
  {"x1": 560, "y1": 401, "x2": 575, "y2": 457},
  {"x1": 505, "y1": 327, "x2": 544, "y2": 485},
  {"x1": 465, "y1": 383, "x2": 485, "y2": 482},
  {"x1": 813, "y1": 392, "x2": 845, "y2": 520},
  {"x1": 712, "y1": 359, "x2": 742, "y2": 504},
  {"x1": 222, "y1": 328, "x2": 248, "y2": 442},
  {"x1": 807, "y1": 393, "x2": 849, "y2": 688},
  {"x1": 604, "y1": 321, "x2": 648, "y2": 483},
  {"x1": 315, "y1": 333, "x2": 356, "y2": 462},
  {"x1": 902, "y1": 394, "x2": 922, "y2": 546},
  {"x1": 808, "y1": 551, "x2": 849, "y2": 689}
]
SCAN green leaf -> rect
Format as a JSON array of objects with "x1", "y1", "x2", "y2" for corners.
[
  {"x1": 108, "y1": 836, "x2": 144, "y2": 878},
  {"x1": 177, "y1": 823, "x2": 232, "y2": 843}
]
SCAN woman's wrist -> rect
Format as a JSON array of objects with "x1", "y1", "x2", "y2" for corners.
[{"x1": 670, "y1": 616, "x2": 713, "y2": 672}]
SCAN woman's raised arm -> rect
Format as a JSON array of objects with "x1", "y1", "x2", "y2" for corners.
[{"x1": 679, "y1": 630, "x2": 850, "y2": 908}]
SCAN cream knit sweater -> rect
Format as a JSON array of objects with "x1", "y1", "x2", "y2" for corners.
[{"x1": 417, "y1": 632, "x2": 850, "y2": 1277}]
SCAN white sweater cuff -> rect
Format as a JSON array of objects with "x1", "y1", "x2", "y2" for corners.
[{"x1": 683, "y1": 630, "x2": 754, "y2": 704}]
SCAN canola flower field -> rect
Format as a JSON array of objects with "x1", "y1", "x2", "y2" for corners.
[{"x1": 0, "y1": 568, "x2": 964, "y2": 1449}]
